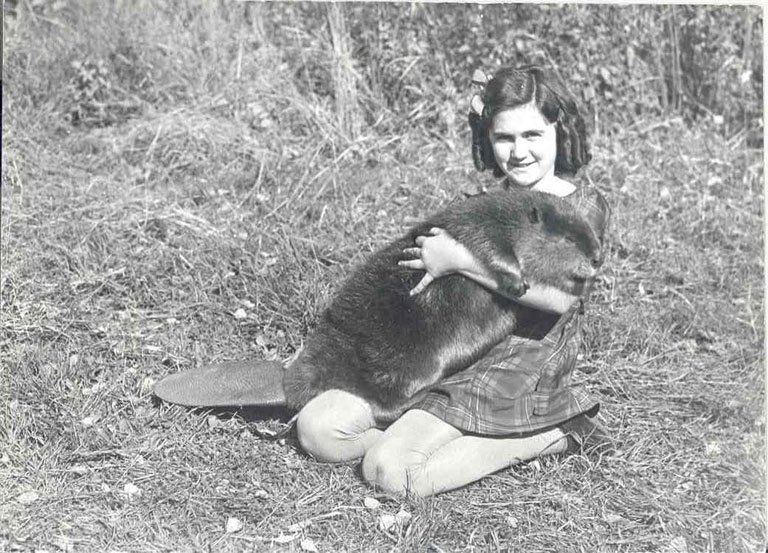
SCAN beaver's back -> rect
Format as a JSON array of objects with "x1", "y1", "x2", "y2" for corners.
[{"x1": 283, "y1": 189, "x2": 602, "y2": 421}]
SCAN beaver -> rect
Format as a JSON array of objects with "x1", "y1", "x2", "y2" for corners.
[{"x1": 282, "y1": 188, "x2": 603, "y2": 422}]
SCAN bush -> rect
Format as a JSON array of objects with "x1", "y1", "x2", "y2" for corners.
[{"x1": 4, "y1": 2, "x2": 761, "y2": 142}]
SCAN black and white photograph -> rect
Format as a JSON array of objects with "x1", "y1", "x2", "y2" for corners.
[{"x1": 1, "y1": 1, "x2": 764, "y2": 551}]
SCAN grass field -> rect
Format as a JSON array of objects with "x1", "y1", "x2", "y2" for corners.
[{"x1": 1, "y1": 2, "x2": 765, "y2": 552}]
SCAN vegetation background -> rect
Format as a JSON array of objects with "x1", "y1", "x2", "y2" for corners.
[{"x1": 1, "y1": 1, "x2": 764, "y2": 551}]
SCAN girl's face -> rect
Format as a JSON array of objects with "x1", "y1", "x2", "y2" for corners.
[{"x1": 490, "y1": 103, "x2": 557, "y2": 188}]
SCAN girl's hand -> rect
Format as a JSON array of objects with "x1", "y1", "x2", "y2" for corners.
[
  {"x1": 397, "y1": 228, "x2": 579, "y2": 313},
  {"x1": 398, "y1": 228, "x2": 474, "y2": 295}
]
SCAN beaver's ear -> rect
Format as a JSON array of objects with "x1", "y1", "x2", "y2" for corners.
[{"x1": 528, "y1": 207, "x2": 540, "y2": 224}]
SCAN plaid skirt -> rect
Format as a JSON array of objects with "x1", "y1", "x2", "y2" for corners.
[{"x1": 416, "y1": 301, "x2": 599, "y2": 436}]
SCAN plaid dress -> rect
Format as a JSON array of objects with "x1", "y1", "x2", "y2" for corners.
[{"x1": 415, "y1": 185, "x2": 610, "y2": 436}]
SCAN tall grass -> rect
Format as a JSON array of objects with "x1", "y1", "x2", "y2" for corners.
[{"x1": 2, "y1": 2, "x2": 764, "y2": 552}]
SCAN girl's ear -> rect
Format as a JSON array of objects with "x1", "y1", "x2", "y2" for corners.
[{"x1": 528, "y1": 207, "x2": 540, "y2": 224}]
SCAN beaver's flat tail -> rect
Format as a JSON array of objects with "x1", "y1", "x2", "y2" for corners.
[{"x1": 153, "y1": 360, "x2": 287, "y2": 408}]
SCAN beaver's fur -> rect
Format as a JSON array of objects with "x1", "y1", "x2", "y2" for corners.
[{"x1": 283, "y1": 188, "x2": 603, "y2": 422}]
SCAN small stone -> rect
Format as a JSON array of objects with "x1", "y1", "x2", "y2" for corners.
[
  {"x1": 80, "y1": 415, "x2": 98, "y2": 427},
  {"x1": 123, "y1": 483, "x2": 141, "y2": 499},
  {"x1": 233, "y1": 308, "x2": 247, "y2": 320},
  {"x1": 377, "y1": 509, "x2": 412, "y2": 532},
  {"x1": 225, "y1": 517, "x2": 243, "y2": 533},
  {"x1": 364, "y1": 497, "x2": 381, "y2": 510},
  {"x1": 506, "y1": 515, "x2": 518, "y2": 528}
]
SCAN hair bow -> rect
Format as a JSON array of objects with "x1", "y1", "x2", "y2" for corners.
[
  {"x1": 470, "y1": 68, "x2": 488, "y2": 116},
  {"x1": 469, "y1": 68, "x2": 490, "y2": 172}
]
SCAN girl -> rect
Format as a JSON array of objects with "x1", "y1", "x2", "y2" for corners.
[{"x1": 295, "y1": 65, "x2": 611, "y2": 497}]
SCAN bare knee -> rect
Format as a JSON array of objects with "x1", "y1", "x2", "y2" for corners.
[
  {"x1": 295, "y1": 390, "x2": 376, "y2": 463},
  {"x1": 296, "y1": 407, "x2": 340, "y2": 462},
  {"x1": 362, "y1": 442, "x2": 420, "y2": 495}
]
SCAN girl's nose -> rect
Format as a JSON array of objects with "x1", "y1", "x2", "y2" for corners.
[{"x1": 509, "y1": 141, "x2": 527, "y2": 162}]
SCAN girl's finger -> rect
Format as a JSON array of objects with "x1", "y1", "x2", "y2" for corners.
[
  {"x1": 401, "y1": 247, "x2": 421, "y2": 258},
  {"x1": 398, "y1": 259, "x2": 425, "y2": 270},
  {"x1": 429, "y1": 227, "x2": 446, "y2": 236},
  {"x1": 415, "y1": 235, "x2": 426, "y2": 246},
  {"x1": 409, "y1": 273, "x2": 434, "y2": 296}
]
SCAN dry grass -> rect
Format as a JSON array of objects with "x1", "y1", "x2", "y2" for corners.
[{"x1": 1, "y1": 2, "x2": 765, "y2": 552}]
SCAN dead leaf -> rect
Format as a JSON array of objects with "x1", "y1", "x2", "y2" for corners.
[
  {"x1": 378, "y1": 513, "x2": 397, "y2": 532},
  {"x1": 300, "y1": 538, "x2": 319, "y2": 552},
  {"x1": 140, "y1": 377, "x2": 155, "y2": 395},
  {"x1": 664, "y1": 536, "x2": 688, "y2": 553},
  {"x1": 288, "y1": 519, "x2": 312, "y2": 533},
  {"x1": 17, "y1": 491, "x2": 39, "y2": 505},
  {"x1": 53, "y1": 536, "x2": 75, "y2": 553},
  {"x1": 705, "y1": 442, "x2": 721, "y2": 456},
  {"x1": 395, "y1": 509, "x2": 412, "y2": 526}
]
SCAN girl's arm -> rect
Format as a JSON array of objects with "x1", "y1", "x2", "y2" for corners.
[{"x1": 399, "y1": 228, "x2": 579, "y2": 314}]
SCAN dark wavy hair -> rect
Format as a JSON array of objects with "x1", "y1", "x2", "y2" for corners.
[{"x1": 470, "y1": 65, "x2": 591, "y2": 177}]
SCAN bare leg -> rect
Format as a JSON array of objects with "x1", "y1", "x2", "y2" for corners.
[
  {"x1": 295, "y1": 389, "x2": 383, "y2": 463},
  {"x1": 362, "y1": 409, "x2": 569, "y2": 497}
]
